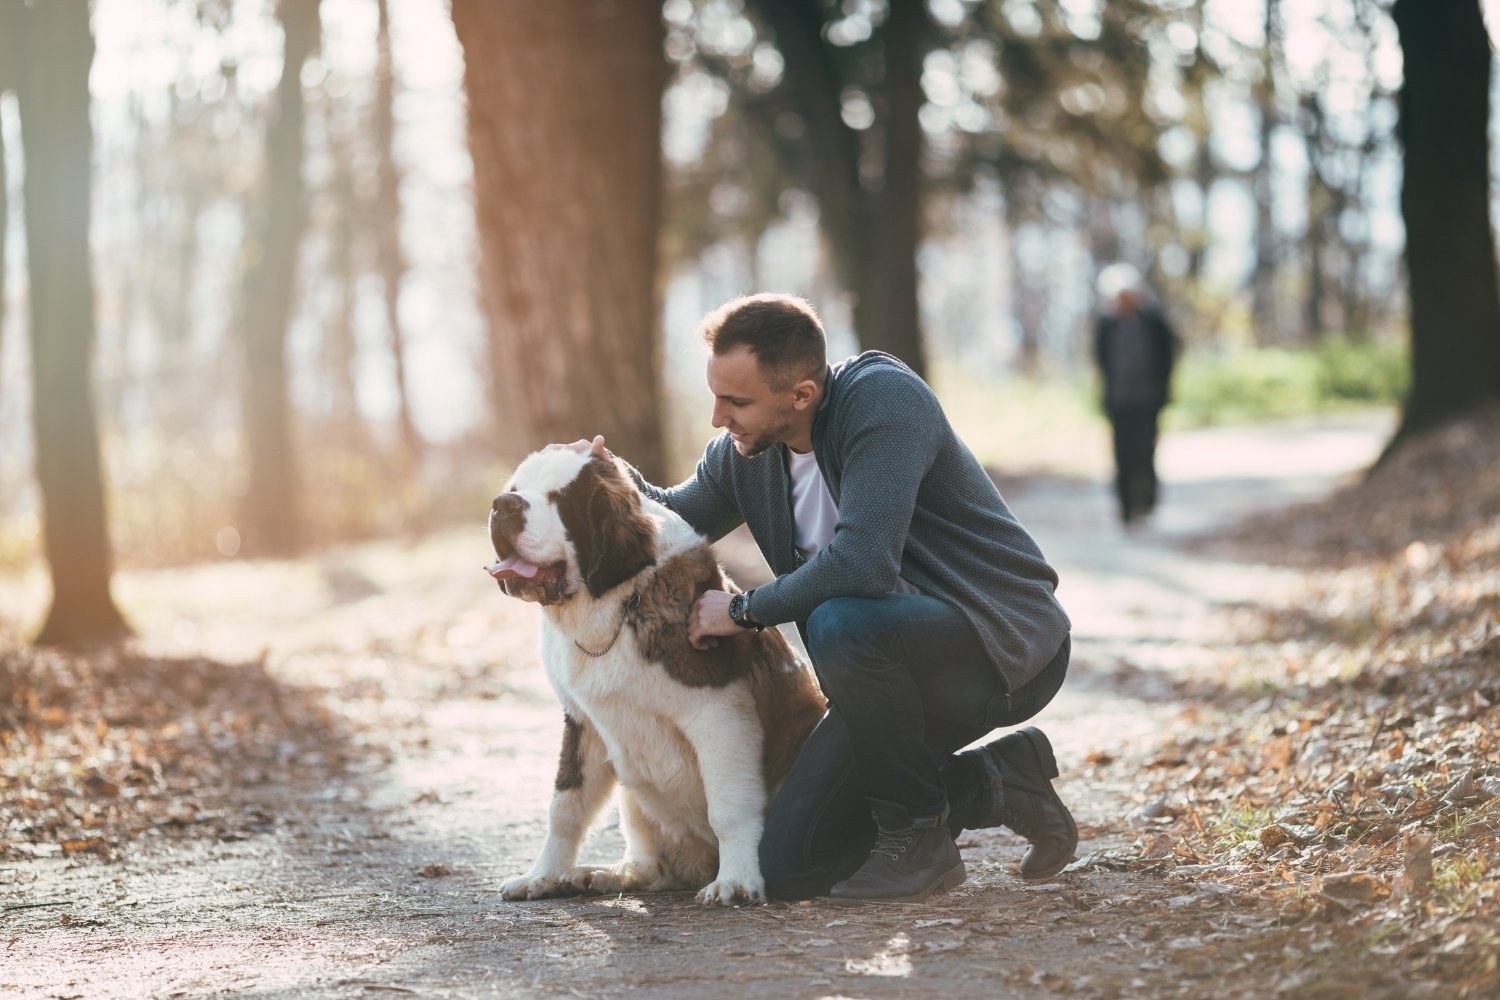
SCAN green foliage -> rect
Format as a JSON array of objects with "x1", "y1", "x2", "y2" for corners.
[{"x1": 1168, "y1": 338, "x2": 1409, "y2": 428}]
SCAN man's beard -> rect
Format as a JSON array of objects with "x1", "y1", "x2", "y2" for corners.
[{"x1": 734, "y1": 417, "x2": 795, "y2": 459}]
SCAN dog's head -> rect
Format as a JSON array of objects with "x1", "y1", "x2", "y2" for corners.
[{"x1": 486, "y1": 443, "x2": 657, "y2": 606}]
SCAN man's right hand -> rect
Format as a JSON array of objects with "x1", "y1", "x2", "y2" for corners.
[{"x1": 561, "y1": 435, "x2": 607, "y2": 457}]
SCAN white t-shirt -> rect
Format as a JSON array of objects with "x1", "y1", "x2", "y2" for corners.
[{"x1": 787, "y1": 447, "x2": 918, "y2": 594}]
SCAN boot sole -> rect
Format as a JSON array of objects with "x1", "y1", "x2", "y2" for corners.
[
  {"x1": 1015, "y1": 727, "x2": 1079, "y2": 881},
  {"x1": 826, "y1": 861, "x2": 967, "y2": 906}
]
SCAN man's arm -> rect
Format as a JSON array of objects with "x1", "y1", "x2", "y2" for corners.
[{"x1": 624, "y1": 438, "x2": 745, "y2": 543}]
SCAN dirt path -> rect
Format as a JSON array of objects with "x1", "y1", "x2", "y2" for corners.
[{"x1": 1, "y1": 414, "x2": 1394, "y2": 999}]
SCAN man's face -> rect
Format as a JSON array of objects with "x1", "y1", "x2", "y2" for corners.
[{"x1": 707, "y1": 345, "x2": 800, "y2": 458}]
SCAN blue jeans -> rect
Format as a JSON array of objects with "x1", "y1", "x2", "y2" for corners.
[{"x1": 759, "y1": 593, "x2": 1070, "y2": 900}]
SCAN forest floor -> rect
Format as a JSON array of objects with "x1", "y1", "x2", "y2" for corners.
[{"x1": 2, "y1": 408, "x2": 1497, "y2": 999}]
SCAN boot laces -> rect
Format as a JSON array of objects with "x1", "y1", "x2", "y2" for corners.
[{"x1": 870, "y1": 829, "x2": 914, "y2": 861}]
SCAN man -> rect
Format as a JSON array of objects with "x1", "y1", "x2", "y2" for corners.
[
  {"x1": 608, "y1": 293, "x2": 1076, "y2": 903},
  {"x1": 1093, "y1": 265, "x2": 1180, "y2": 527}
]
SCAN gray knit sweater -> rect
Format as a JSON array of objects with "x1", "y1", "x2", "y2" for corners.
[{"x1": 632, "y1": 351, "x2": 1071, "y2": 693}]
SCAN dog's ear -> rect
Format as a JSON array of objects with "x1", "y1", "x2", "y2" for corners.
[{"x1": 556, "y1": 456, "x2": 656, "y2": 598}]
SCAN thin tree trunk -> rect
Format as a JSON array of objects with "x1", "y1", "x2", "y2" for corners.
[
  {"x1": 238, "y1": 0, "x2": 319, "y2": 556},
  {"x1": 14, "y1": 0, "x2": 129, "y2": 644},
  {"x1": 0, "y1": 0, "x2": 12, "y2": 422},
  {"x1": 1303, "y1": 93, "x2": 1329, "y2": 342},
  {"x1": 1250, "y1": 0, "x2": 1280, "y2": 345},
  {"x1": 0, "y1": 85, "x2": 8, "y2": 416},
  {"x1": 452, "y1": 0, "x2": 668, "y2": 479},
  {"x1": 1388, "y1": 0, "x2": 1500, "y2": 445},
  {"x1": 862, "y1": 0, "x2": 926, "y2": 376},
  {"x1": 373, "y1": 0, "x2": 420, "y2": 463},
  {"x1": 324, "y1": 109, "x2": 361, "y2": 438}
]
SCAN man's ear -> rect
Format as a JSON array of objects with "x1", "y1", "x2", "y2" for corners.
[{"x1": 790, "y1": 377, "x2": 820, "y2": 412}]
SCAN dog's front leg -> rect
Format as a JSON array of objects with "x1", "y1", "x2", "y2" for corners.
[
  {"x1": 501, "y1": 712, "x2": 615, "y2": 900},
  {"x1": 678, "y1": 687, "x2": 769, "y2": 906}
]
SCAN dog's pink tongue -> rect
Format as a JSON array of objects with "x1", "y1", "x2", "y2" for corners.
[{"x1": 485, "y1": 556, "x2": 540, "y2": 579}]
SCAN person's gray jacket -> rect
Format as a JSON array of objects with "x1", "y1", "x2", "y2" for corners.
[{"x1": 631, "y1": 351, "x2": 1071, "y2": 694}]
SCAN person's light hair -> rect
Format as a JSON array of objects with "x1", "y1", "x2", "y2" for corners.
[{"x1": 1096, "y1": 263, "x2": 1142, "y2": 306}]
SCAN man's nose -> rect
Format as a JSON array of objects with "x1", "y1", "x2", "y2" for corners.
[{"x1": 711, "y1": 405, "x2": 728, "y2": 429}]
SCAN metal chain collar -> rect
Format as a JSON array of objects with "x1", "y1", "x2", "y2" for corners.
[{"x1": 573, "y1": 591, "x2": 641, "y2": 658}]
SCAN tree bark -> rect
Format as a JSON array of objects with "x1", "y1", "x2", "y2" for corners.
[
  {"x1": 238, "y1": 0, "x2": 319, "y2": 556},
  {"x1": 862, "y1": 0, "x2": 926, "y2": 374},
  {"x1": 1389, "y1": 0, "x2": 1500, "y2": 444},
  {"x1": 373, "y1": 0, "x2": 420, "y2": 463},
  {"x1": 14, "y1": 0, "x2": 129, "y2": 644},
  {"x1": 749, "y1": 0, "x2": 929, "y2": 376},
  {"x1": 1250, "y1": 0, "x2": 1280, "y2": 345},
  {"x1": 451, "y1": 0, "x2": 668, "y2": 479}
]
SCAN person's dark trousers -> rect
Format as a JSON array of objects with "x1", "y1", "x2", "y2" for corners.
[
  {"x1": 1109, "y1": 407, "x2": 1161, "y2": 523},
  {"x1": 759, "y1": 593, "x2": 1070, "y2": 900}
]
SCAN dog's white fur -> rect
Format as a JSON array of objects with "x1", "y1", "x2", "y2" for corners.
[{"x1": 490, "y1": 446, "x2": 821, "y2": 906}]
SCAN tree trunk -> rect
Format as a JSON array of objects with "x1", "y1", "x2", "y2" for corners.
[
  {"x1": 749, "y1": 0, "x2": 929, "y2": 376},
  {"x1": 1389, "y1": 0, "x2": 1500, "y2": 444},
  {"x1": 14, "y1": 0, "x2": 129, "y2": 644},
  {"x1": 0, "y1": 0, "x2": 12, "y2": 420},
  {"x1": 238, "y1": 0, "x2": 319, "y2": 556},
  {"x1": 1250, "y1": 0, "x2": 1280, "y2": 345},
  {"x1": 451, "y1": 0, "x2": 668, "y2": 479},
  {"x1": 373, "y1": 0, "x2": 420, "y2": 463},
  {"x1": 861, "y1": 0, "x2": 926, "y2": 375}
]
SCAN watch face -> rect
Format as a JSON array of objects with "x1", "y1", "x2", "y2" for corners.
[{"x1": 729, "y1": 593, "x2": 745, "y2": 621}]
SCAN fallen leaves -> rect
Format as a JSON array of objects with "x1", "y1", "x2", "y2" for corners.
[
  {"x1": 1123, "y1": 407, "x2": 1500, "y2": 997},
  {"x1": 0, "y1": 647, "x2": 341, "y2": 864}
]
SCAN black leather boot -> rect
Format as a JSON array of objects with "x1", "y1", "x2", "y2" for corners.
[
  {"x1": 828, "y1": 799, "x2": 966, "y2": 904},
  {"x1": 953, "y1": 726, "x2": 1078, "y2": 879}
]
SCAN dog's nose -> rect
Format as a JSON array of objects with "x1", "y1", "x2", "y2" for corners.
[{"x1": 492, "y1": 493, "x2": 527, "y2": 518}]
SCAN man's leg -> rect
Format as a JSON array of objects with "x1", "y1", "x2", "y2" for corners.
[
  {"x1": 762, "y1": 596, "x2": 1075, "y2": 897},
  {"x1": 942, "y1": 637, "x2": 1079, "y2": 878},
  {"x1": 759, "y1": 706, "x2": 875, "y2": 900},
  {"x1": 1109, "y1": 414, "x2": 1133, "y2": 523},
  {"x1": 791, "y1": 595, "x2": 994, "y2": 902}
]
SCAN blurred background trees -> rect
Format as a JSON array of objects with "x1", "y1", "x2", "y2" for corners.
[{"x1": 0, "y1": 0, "x2": 1496, "y2": 643}]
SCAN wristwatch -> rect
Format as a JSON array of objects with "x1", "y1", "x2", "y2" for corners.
[{"x1": 728, "y1": 590, "x2": 764, "y2": 631}]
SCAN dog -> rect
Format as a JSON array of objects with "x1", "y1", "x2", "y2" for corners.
[{"x1": 486, "y1": 442, "x2": 826, "y2": 905}]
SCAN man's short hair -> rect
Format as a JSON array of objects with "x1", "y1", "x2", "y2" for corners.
[{"x1": 701, "y1": 293, "x2": 828, "y2": 390}]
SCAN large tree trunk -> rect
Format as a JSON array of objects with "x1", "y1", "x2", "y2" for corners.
[
  {"x1": 1389, "y1": 0, "x2": 1500, "y2": 445},
  {"x1": 14, "y1": 0, "x2": 129, "y2": 644},
  {"x1": 373, "y1": 0, "x2": 420, "y2": 464},
  {"x1": 451, "y1": 0, "x2": 668, "y2": 480},
  {"x1": 238, "y1": 0, "x2": 319, "y2": 556},
  {"x1": 749, "y1": 0, "x2": 929, "y2": 377}
]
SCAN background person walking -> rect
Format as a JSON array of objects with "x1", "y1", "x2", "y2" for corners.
[{"x1": 1093, "y1": 265, "x2": 1181, "y2": 527}]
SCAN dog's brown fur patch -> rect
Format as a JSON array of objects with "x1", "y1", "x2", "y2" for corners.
[
  {"x1": 555, "y1": 713, "x2": 585, "y2": 790},
  {"x1": 631, "y1": 545, "x2": 826, "y2": 783},
  {"x1": 555, "y1": 457, "x2": 657, "y2": 598}
]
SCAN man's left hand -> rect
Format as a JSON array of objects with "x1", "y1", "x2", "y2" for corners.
[{"x1": 689, "y1": 590, "x2": 740, "y2": 650}]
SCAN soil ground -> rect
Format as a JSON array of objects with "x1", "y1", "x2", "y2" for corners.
[{"x1": 1, "y1": 412, "x2": 1413, "y2": 999}]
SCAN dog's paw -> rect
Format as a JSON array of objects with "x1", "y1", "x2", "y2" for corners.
[
  {"x1": 500, "y1": 872, "x2": 577, "y2": 901},
  {"x1": 576, "y1": 861, "x2": 661, "y2": 895},
  {"x1": 696, "y1": 875, "x2": 766, "y2": 907}
]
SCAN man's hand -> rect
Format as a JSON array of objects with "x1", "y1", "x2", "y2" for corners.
[
  {"x1": 689, "y1": 590, "x2": 740, "y2": 650},
  {"x1": 561, "y1": 435, "x2": 607, "y2": 457}
]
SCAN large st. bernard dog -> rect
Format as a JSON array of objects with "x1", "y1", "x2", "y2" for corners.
[{"x1": 486, "y1": 443, "x2": 825, "y2": 906}]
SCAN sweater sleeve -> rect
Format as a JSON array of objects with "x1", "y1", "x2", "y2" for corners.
[
  {"x1": 625, "y1": 437, "x2": 745, "y2": 543},
  {"x1": 748, "y1": 365, "x2": 942, "y2": 626}
]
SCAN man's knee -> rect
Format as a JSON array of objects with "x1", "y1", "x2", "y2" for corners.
[{"x1": 804, "y1": 597, "x2": 881, "y2": 666}]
